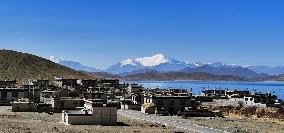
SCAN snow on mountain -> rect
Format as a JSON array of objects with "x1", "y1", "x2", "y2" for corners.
[
  {"x1": 50, "y1": 56, "x2": 64, "y2": 64},
  {"x1": 193, "y1": 62, "x2": 203, "y2": 67},
  {"x1": 207, "y1": 62, "x2": 240, "y2": 68},
  {"x1": 207, "y1": 62, "x2": 223, "y2": 67},
  {"x1": 50, "y1": 55, "x2": 284, "y2": 76},
  {"x1": 119, "y1": 54, "x2": 171, "y2": 67},
  {"x1": 106, "y1": 54, "x2": 198, "y2": 74},
  {"x1": 49, "y1": 56, "x2": 100, "y2": 72},
  {"x1": 120, "y1": 59, "x2": 137, "y2": 66},
  {"x1": 135, "y1": 54, "x2": 169, "y2": 67}
]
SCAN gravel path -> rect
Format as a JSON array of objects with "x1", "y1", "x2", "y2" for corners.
[
  {"x1": 188, "y1": 116, "x2": 284, "y2": 133},
  {"x1": 118, "y1": 110, "x2": 227, "y2": 133}
]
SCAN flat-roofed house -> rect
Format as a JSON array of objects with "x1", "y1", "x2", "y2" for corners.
[
  {"x1": 202, "y1": 89, "x2": 226, "y2": 97},
  {"x1": 0, "y1": 88, "x2": 40, "y2": 103},
  {"x1": 52, "y1": 98, "x2": 85, "y2": 112},
  {"x1": 28, "y1": 80, "x2": 49, "y2": 86},
  {"x1": 143, "y1": 89, "x2": 192, "y2": 115},
  {"x1": 78, "y1": 79, "x2": 98, "y2": 88},
  {"x1": 97, "y1": 78, "x2": 120, "y2": 88},
  {"x1": 55, "y1": 78, "x2": 78, "y2": 88},
  {"x1": 62, "y1": 100, "x2": 118, "y2": 125},
  {"x1": 83, "y1": 91, "x2": 107, "y2": 101},
  {"x1": 127, "y1": 84, "x2": 144, "y2": 93},
  {"x1": 244, "y1": 93, "x2": 277, "y2": 107}
]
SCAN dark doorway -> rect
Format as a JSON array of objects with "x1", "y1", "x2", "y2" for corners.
[
  {"x1": 1, "y1": 92, "x2": 7, "y2": 101},
  {"x1": 169, "y1": 107, "x2": 174, "y2": 116}
]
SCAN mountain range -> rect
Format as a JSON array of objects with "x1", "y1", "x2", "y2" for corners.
[
  {"x1": 50, "y1": 56, "x2": 101, "y2": 72},
  {"x1": 0, "y1": 50, "x2": 282, "y2": 83},
  {"x1": 105, "y1": 54, "x2": 195, "y2": 74},
  {"x1": 50, "y1": 54, "x2": 284, "y2": 79}
]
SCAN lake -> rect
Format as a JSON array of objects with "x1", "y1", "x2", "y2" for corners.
[{"x1": 125, "y1": 81, "x2": 284, "y2": 100}]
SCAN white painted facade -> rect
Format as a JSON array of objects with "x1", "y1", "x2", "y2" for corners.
[{"x1": 62, "y1": 100, "x2": 118, "y2": 125}]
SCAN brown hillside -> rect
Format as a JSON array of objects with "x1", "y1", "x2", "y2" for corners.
[{"x1": 0, "y1": 50, "x2": 92, "y2": 84}]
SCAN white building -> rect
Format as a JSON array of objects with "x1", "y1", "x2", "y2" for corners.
[
  {"x1": 244, "y1": 96, "x2": 267, "y2": 108},
  {"x1": 62, "y1": 100, "x2": 118, "y2": 125}
]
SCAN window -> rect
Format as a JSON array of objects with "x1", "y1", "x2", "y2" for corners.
[
  {"x1": 250, "y1": 98, "x2": 253, "y2": 101},
  {"x1": 12, "y1": 91, "x2": 18, "y2": 97},
  {"x1": 245, "y1": 98, "x2": 248, "y2": 101},
  {"x1": 98, "y1": 94, "x2": 101, "y2": 99}
]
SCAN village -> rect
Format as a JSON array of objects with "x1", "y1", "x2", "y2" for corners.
[{"x1": 0, "y1": 78, "x2": 283, "y2": 132}]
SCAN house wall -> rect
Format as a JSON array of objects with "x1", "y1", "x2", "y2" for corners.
[
  {"x1": 80, "y1": 80, "x2": 97, "y2": 87},
  {"x1": 52, "y1": 99, "x2": 84, "y2": 111},
  {"x1": 132, "y1": 94, "x2": 144, "y2": 105},
  {"x1": 85, "y1": 93, "x2": 107, "y2": 100},
  {"x1": 120, "y1": 103, "x2": 140, "y2": 110},
  {"x1": 65, "y1": 115, "x2": 95, "y2": 125},
  {"x1": 29, "y1": 80, "x2": 49, "y2": 86},
  {"x1": 93, "y1": 107, "x2": 117, "y2": 125},
  {"x1": 144, "y1": 97, "x2": 191, "y2": 115},
  {"x1": 0, "y1": 90, "x2": 40, "y2": 103},
  {"x1": 12, "y1": 102, "x2": 38, "y2": 112},
  {"x1": 63, "y1": 106, "x2": 117, "y2": 125},
  {"x1": 202, "y1": 98, "x2": 267, "y2": 108},
  {"x1": 211, "y1": 98, "x2": 244, "y2": 107},
  {"x1": 244, "y1": 97, "x2": 267, "y2": 108}
]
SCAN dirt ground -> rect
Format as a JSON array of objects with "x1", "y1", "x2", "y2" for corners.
[
  {"x1": 187, "y1": 115, "x2": 284, "y2": 133},
  {"x1": 0, "y1": 106, "x2": 282, "y2": 133},
  {"x1": 0, "y1": 106, "x2": 187, "y2": 133}
]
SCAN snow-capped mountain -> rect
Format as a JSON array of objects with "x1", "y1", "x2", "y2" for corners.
[
  {"x1": 118, "y1": 54, "x2": 174, "y2": 67},
  {"x1": 50, "y1": 56, "x2": 100, "y2": 72},
  {"x1": 49, "y1": 54, "x2": 284, "y2": 78},
  {"x1": 106, "y1": 54, "x2": 200, "y2": 74}
]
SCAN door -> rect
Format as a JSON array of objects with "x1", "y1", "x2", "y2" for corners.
[{"x1": 1, "y1": 92, "x2": 7, "y2": 101}]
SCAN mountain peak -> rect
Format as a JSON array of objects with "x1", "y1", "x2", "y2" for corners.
[
  {"x1": 120, "y1": 59, "x2": 136, "y2": 66},
  {"x1": 50, "y1": 56, "x2": 65, "y2": 63},
  {"x1": 135, "y1": 53, "x2": 169, "y2": 67},
  {"x1": 207, "y1": 62, "x2": 224, "y2": 67},
  {"x1": 49, "y1": 56, "x2": 100, "y2": 72},
  {"x1": 119, "y1": 53, "x2": 170, "y2": 67},
  {"x1": 107, "y1": 53, "x2": 189, "y2": 74}
]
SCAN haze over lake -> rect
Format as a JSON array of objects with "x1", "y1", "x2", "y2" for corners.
[{"x1": 126, "y1": 81, "x2": 284, "y2": 100}]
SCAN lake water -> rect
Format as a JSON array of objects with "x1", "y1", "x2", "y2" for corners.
[{"x1": 125, "y1": 81, "x2": 284, "y2": 100}]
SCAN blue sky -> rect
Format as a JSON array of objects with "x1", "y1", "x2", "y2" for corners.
[{"x1": 0, "y1": 0, "x2": 284, "y2": 69}]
